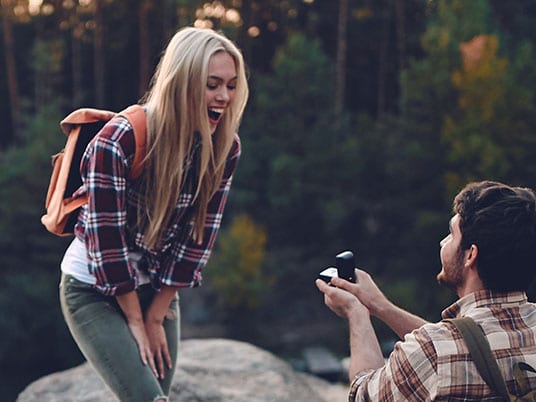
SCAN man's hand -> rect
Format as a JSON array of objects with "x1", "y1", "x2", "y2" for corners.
[
  {"x1": 329, "y1": 269, "x2": 429, "y2": 338},
  {"x1": 315, "y1": 279, "x2": 368, "y2": 320},
  {"x1": 329, "y1": 269, "x2": 390, "y2": 318},
  {"x1": 315, "y1": 278, "x2": 384, "y2": 380}
]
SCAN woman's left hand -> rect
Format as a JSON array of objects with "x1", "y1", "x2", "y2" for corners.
[
  {"x1": 145, "y1": 285, "x2": 178, "y2": 379},
  {"x1": 144, "y1": 318, "x2": 172, "y2": 379}
]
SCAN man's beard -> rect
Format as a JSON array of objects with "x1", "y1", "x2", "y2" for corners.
[{"x1": 437, "y1": 248, "x2": 465, "y2": 291}]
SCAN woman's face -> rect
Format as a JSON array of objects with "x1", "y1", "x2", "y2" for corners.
[{"x1": 206, "y1": 51, "x2": 237, "y2": 133}]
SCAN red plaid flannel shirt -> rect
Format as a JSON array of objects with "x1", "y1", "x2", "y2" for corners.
[{"x1": 73, "y1": 116, "x2": 240, "y2": 295}]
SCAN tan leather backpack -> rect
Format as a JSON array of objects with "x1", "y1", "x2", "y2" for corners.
[{"x1": 41, "y1": 105, "x2": 146, "y2": 236}]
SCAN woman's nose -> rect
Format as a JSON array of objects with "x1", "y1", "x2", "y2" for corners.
[{"x1": 216, "y1": 87, "x2": 230, "y2": 102}]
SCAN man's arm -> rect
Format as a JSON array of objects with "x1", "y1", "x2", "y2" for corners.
[
  {"x1": 316, "y1": 277, "x2": 439, "y2": 401},
  {"x1": 315, "y1": 279, "x2": 384, "y2": 380},
  {"x1": 330, "y1": 270, "x2": 428, "y2": 338}
]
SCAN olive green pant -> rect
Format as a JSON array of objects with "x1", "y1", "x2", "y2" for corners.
[{"x1": 60, "y1": 274, "x2": 180, "y2": 402}]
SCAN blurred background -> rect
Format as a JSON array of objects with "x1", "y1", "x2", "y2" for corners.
[{"x1": 1, "y1": 0, "x2": 536, "y2": 400}]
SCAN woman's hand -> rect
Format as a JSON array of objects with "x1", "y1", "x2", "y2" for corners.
[
  {"x1": 115, "y1": 291, "x2": 159, "y2": 377},
  {"x1": 144, "y1": 284, "x2": 178, "y2": 380},
  {"x1": 126, "y1": 318, "x2": 158, "y2": 377},
  {"x1": 145, "y1": 317, "x2": 172, "y2": 379}
]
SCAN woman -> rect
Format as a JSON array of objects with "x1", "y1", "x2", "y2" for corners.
[{"x1": 59, "y1": 27, "x2": 248, "y2": 401}]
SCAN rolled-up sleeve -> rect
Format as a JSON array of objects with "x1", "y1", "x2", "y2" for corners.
[
  {"x1": 159, "y1": 134, "x2": 241, "y2": 288},
  {"x1": 78, "y1": 120, "x2": 137, "y2": 295},
  {"x1": 349, "y1": 328, "x2": 438, "y2": 401}
]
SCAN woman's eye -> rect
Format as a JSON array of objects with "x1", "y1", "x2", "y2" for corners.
[
  {"x1": 227, "y1": 85, "x2": 236, "y2": 91},
  {"x1": 207, "y1": 84, "x2": 217, "y2": 90}
]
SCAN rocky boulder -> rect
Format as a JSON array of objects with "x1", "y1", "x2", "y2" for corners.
[{"x1": 17, "y1": 338, "x2": 348, "y2": 401}]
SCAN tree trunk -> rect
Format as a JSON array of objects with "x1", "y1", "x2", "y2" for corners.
[
  {"x1": 71, "y1": 10, "x2": 84, "y2": 108},
  {"x1": 72, "y1": 33, "x2": 83, "y2": 107},
  {"x1": 1, "y1": 0, "x2": 20, "y2": 143},
  {"x1": 335, "y1": 0, "x2": 348, "y2": 124},
  {"x1": 377, "y1": 8, "x2": 390, "y2": 117},
  {"x1": 138, "y1": 0, "x2": 151, "y2": 97},
  {"x1": 394, "y1": 0, "x2": 407, "y2": 71},
  {"x1": 93, "y1": 0, "x2": 105, "y2": 107}
]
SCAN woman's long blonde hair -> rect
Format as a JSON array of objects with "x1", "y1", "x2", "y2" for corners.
[{"x1": 139, "y1": 27, "x2": 248, "y2": 249}]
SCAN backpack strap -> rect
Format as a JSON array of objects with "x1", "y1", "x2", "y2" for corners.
[
  {"x1": 119, "y1": 105, "x2": 147, "y2": 180},
  {"x1": 60, "y1": 108, "x2": 116, "y2": 135},
  {"x1": 514, "y1": 362, "x2": 536, "y2": 400},
  {"x1": 445, "y1": 317, "x2": 511, "y2": 400},
  {"x1": 61, "y1": 105, "x2": 147, "y2": 179}
]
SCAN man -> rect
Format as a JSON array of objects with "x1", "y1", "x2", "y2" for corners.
[{"x1": 316, "y1": 181, "x2": 536, "y2": 401}]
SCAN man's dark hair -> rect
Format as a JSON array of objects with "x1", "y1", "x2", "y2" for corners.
[{"x1": 453, "y1": 181, "x2": 536, "y2": 292}]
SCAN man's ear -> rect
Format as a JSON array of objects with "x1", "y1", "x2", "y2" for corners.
[{"x1": 464, "y1": 244, "x2": 478, "y2": 270}]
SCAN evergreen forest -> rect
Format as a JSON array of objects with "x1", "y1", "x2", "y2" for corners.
[{"x1": 1, "y1": 0, "x2": 536, "y2": 400}]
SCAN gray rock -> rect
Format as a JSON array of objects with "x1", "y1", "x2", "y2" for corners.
[{"x1": 17, "y1": 338, "x2": 348, "y2": 402}]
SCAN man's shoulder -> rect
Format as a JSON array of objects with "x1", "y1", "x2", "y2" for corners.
[
  {"x1": 409, "y1": 304, "x2": 536, "y2": 356},
  {"x1": 396, "y1": 321, "x2": 460, "y2": 359},
  {"x1": 412, "y1": 320, "x2": 458, "y2": 340}
]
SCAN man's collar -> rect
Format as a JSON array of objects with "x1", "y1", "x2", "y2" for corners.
[{"x1": 441, "y1": 290, "x2": 528, "y2": 319}]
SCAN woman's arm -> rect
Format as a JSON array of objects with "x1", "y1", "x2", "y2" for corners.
[
  {"x1": 145, "y1": 285, "x2": 178, "y2": 379},
  {"x1": 115, "y1": 291, "x2": 158, "y2": 377},
  {"x1": 80, "y1": 119, "x2": 138, "y2": 295},
  {"x1": 117, "y1": 286, "x2": 178, "y2": 380}
]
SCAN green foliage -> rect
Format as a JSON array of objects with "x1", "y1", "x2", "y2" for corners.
[
  {"x1": 237, "y1": 33, "x2": 342, "y2": 243},
  {"x1": 442, "y1": 34, "x2": 509, "y2": 190},
  {"x1": 0, "y1": 104, "x2": 82, "y2": 398},
  {"x1": 0, "y1": 104, "x2": 68, "y2": 268},
  {"x1": 209, "y1": 214, "x2": 272, "y2": 310},
  {"x1": 253, "y1": 33, "x2": 335, "y2": 147},
  {"x1": 422, "y1": 0, "x2": 491, "y2": 54},
  {"x1": 393, "y1": 0, "x2": 536, "y2": 308},
  {"x1": 235, "y1": 32, "x2": 451, "y2": 337},
  {"x1": 402, "y1": 0, "x2": 536, "y2": 199},
  {"x1": 0, "y1": 270, "x2": 81, "y2": 368},
  {"x1": 404, "y1": 0, "x2": 492, "y2": 111},
  {"x1": 442, "y1": 33, "x2": 536, "y2": 192},
  {"x1": 2, "y1": 1, "x2": 536, "y2": 398}
]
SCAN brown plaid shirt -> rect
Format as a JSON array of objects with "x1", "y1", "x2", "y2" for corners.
[{"x1": 349, "y1": 290, "x2": 536, "y2": 401}]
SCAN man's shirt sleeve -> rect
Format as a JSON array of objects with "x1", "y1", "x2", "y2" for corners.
[{"x1": 349, "y1": 326, "x2": 439, "y2": 401}]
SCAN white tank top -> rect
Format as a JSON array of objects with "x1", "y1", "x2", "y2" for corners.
[{"x1": 61, "y1": 237, "x2": 150, "y2": 286}]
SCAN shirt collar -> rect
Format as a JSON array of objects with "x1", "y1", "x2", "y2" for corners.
[{"x1": 441, "y1": 290, "x2": 528, "y2": 319}]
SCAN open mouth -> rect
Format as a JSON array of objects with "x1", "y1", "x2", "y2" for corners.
[{"x1": 208, "y1": 107, "x2": 224, "y2": 122}]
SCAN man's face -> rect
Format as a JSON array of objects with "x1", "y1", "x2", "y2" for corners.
[{"x1": 437, "y1": 214, "x2": 466, "y2": 291}]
